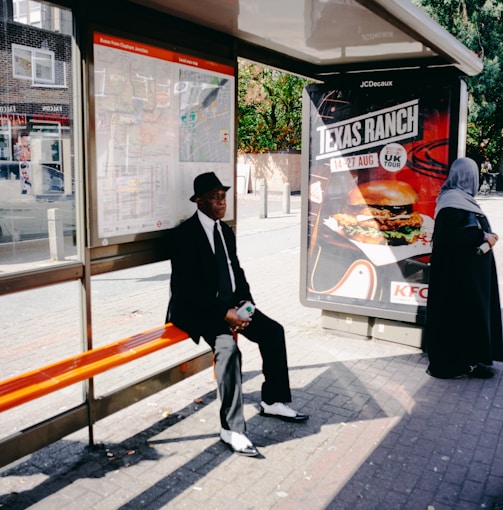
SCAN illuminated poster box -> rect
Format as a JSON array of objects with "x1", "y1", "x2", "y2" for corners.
[{"x1": 301, "y1": 70, "x2": 466, "y2": 324}]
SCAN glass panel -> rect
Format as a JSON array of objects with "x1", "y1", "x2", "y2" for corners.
[
  {"x1": 90, "y1": 261, "x2": 208, "y2": 397},
  {"x1": 33, "y1": 50, "x2": 54, "y2": 83},
  {"x1": 0, "y1": 3, "x2": 77, "y2": 270},
  {"x1": 0, "y1": 281, "x2": 83, "y2": 440}
]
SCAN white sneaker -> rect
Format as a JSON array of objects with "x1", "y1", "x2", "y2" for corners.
[
  {"x1": 259, "y1": 401, "x2": 309, "y2": 422},
  {"x1": 220, "y1": 429, "x2": 259, "y2": 456}
]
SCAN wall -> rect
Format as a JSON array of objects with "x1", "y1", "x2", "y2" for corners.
[{"x1": 238, "y1": 150, "x2": 301, "y2": 193}]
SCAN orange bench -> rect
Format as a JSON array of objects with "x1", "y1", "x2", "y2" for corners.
[{"x1": 0, "y1": 323, "x2": 190, "y2": 413}]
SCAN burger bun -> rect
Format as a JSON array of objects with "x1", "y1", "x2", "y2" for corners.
[{"x1": 348, "y1": 180, "x2": 418, "y2": 207}]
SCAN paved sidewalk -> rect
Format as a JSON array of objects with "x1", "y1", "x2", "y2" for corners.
[{"x1": 2, "y1": 192, "x2": 503, "y2": 509}]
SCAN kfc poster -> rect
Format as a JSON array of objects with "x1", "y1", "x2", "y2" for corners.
[{"x1": 301, "y1": 70, "x2": 465, "y2": 323}]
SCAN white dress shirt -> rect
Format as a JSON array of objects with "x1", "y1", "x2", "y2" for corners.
[{"x1": 197, "y1": 209, "x2": 236, "y2": 291}]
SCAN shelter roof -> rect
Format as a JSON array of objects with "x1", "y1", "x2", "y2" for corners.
[{"x1": 129, "y1": 0, "x2": 482, "y2": 77}]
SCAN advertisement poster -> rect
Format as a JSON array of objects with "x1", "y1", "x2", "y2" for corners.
[
  {"x1": 92, "y1": 32, "x2": 234, "y2": 246},
  {"x1": 302, "y1": 71, "x2": 463, "y2": 323}
]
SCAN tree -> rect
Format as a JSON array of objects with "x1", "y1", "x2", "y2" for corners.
[
  {"x1": 238, "y1": 60, "x2": 311, "y2": 153},
  {"x1": 413, "y1": 0, "x2": 503, "y2": 170}
]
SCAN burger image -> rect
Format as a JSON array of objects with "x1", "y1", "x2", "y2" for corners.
[{"x1": 331, "y1": 180, "x2": 424, "y2": 246}]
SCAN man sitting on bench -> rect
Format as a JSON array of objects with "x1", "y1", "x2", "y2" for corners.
[{"x1": 165, "y1": 172, "x2": 308, "y2": 457}]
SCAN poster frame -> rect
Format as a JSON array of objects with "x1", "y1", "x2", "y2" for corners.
[
  {"x1": 86, "y1": 26, "x2": 236, "y2": 249},
  {"x1": 299, "y1": 68, "x2": 465, "y2": 325}
]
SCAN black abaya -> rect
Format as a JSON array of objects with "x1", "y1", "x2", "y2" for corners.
[{"x1": 424, "y1": 207, "x2": 503, "y2": 378}]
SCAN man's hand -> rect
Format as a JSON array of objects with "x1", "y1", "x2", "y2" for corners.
[{"x1": 225, "y1": 308, "x2": 252, "y2": 332}]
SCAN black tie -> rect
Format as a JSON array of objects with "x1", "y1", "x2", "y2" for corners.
[{"x1": 214, "y1": 221, "x2": 233, "y2": 303}]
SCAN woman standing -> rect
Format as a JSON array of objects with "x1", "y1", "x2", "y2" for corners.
[{"x1": 424, "y1": 157, "x2": 503, "y2": 379}]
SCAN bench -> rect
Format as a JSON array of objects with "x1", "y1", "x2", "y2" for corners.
[{"x1": 0, "y1": 323, "x2": 191, "y2": 413}]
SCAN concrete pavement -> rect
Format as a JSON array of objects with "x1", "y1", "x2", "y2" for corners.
[{"x1": 2, "y1": 192, "x2": 503, "y2": 509}]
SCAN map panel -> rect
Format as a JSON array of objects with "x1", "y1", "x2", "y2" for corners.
[
  {"x1": 92, "y1": 33, "x2": 234, "y2": 245},
  {"x1": 178, "y1": 70, "x2": 232, "y2": 163}
]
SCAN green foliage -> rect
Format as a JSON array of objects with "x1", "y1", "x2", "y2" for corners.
[
  {"x1": 239, "y1": 4, "x2": 503, "y2": 166},
  {"x1": 413, "y1": 0, "x2": 503, "y2": 168},
  {"x1": 237, "y1": 60, "x2": 312, "y2": 153}
]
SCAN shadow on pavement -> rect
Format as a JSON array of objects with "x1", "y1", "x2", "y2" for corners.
[{"x1": 2, "y1": 352, "x2": 503, "y2": 509}]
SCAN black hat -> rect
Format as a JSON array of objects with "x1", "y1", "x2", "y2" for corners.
[{"x1": 190, "y1": 172, "x2": 230, "y2": 202}]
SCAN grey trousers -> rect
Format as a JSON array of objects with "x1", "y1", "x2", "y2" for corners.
[
  {"x1": 206, "y1": 308, "x2": 292, "y2": 432},
  {"x1": 213, "y1": 333, "x2": 246, "y2": 432}
]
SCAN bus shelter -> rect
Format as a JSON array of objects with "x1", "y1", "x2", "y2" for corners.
[{"x1": 0, "y1": 0, "x2": 482, "y2": 466}]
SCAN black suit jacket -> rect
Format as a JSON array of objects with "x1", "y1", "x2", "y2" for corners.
[{"x1": 165, "y1": 213, "x2": 253, "y2": 343}]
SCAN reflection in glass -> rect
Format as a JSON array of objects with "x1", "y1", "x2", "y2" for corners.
[{"x1": 0, "y1": 1, "x2": 77, "y2": 272}]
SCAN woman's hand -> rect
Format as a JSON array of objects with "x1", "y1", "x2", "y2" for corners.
[{"x1": 484, "y1": 232, "x2": 499, "y2": 248}]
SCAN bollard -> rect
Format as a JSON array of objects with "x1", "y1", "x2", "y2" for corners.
[
  {"x1": 48, "y1": 208, "x2": 64, "y2": 261},
  {"x1": 259, "y1": 180, "x2": 268, "y2": 218},
  {"x1": 282, "y1": 182, "x2": 291, "y2": 214}
]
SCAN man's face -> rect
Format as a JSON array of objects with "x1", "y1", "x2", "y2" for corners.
[{"x1": 196, "y1": 188, "x2": 227, "y2": 220}]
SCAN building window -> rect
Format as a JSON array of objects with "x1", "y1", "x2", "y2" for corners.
[
  {"x1": 12, "y1": 44, "x2": 66, "y2": 87},
  {"x1": 12, "y1": 45, "x2": 33, "y2": 79},
  {"x1": 13, "y1": 0, "x2": 27, "y2": 18},
  {"x1": 33, "y1": 50, "x2": 53, "y2": 83},
  {"x1": 12, "y1": 0, "x2": 41, "y2": 27}
]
